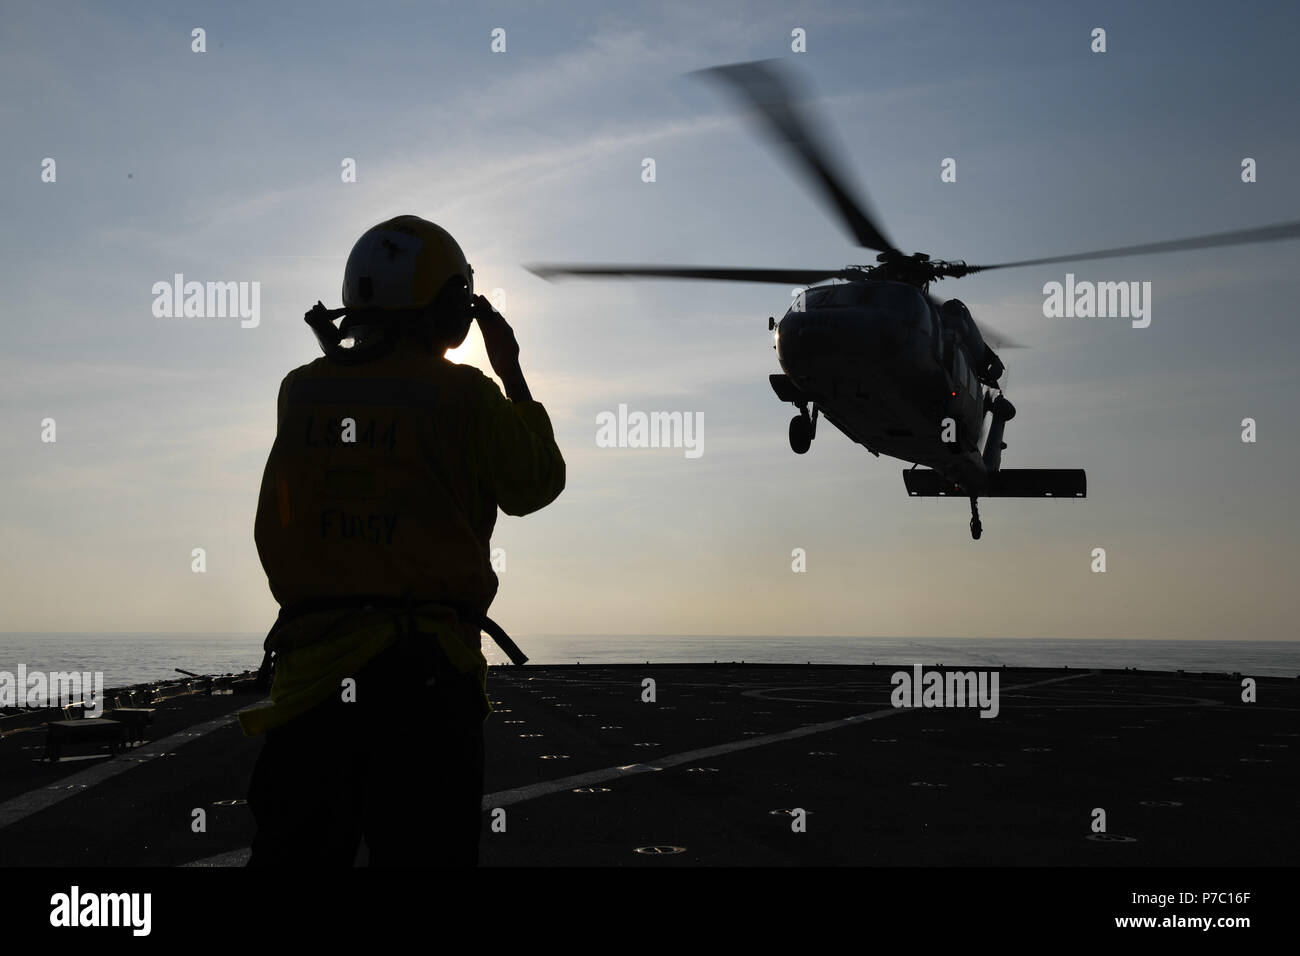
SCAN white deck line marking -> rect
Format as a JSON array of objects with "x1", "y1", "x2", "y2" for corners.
[
  {"x1": 183, "y1": 847, "x2": 252, "y2": 867},
  {"x1": 0, "y1": 702, "x2": 261, "y2": 832},
  {"x1": 481, "y1": 671, "x2": 1095, "y2": 808},
  {"x1": 179, "y1": 671, "x2": 1095, "y2": 866}
]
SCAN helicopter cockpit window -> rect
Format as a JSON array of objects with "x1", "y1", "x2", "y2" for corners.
[
  {"x1": 787, "y1": 286, "x2": 835, "y2": 313},
  {"x1": 788, "y1": 282, "x2": 927, "y2": 319},
  {"x1": 828, "y1": 284, "x2": 872, "y2": 306},
  {"x1": 805, "y1": 287, "x2": 835, "y2": 309},
  {"x1": 871, "y1": 282, "x2": 928, "y2": 324},
  {"x1": 790, "y1": 284, "x2": 872, "y2": 310}
]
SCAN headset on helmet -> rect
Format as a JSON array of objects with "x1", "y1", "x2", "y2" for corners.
[{"x1": 307, "y1": 216, "x2": 475, "y2": 364}]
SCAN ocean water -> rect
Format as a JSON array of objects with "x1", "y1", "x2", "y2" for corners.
[
  {"x1": 487, "y1": 635, "x2": 1300, "y2": 677},
  {"x1": 0, "y1": 633, "x2": 1295, "y2": 702}
]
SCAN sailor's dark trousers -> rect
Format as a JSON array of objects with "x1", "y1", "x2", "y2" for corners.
[{"x1": 246, "y1": 641, "x2": 485, "y2": 867}]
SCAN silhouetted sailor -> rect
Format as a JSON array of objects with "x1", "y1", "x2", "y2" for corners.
[{"x1": 240, "y1": 216, "x2": 565, "y2": 866}]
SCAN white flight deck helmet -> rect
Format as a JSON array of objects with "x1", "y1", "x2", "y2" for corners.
[{"x1": 341, "y1": 215, "x2": 475, "y2": 350}]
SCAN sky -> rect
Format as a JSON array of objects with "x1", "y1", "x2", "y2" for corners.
[{"x1": 1, "y1": 0, "x2": 1298, "y2": 642}]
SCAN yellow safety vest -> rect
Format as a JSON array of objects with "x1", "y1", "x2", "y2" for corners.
[{"x1": 238, "y1": 348, "x2": 565, "y2": 736}]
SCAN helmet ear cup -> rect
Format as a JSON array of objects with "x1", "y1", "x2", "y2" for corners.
[{"x1": 429, "y1": 277, "x2": 473, "y2": 350}]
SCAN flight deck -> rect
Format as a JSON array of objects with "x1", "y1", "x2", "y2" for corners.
[{"x1": 0, "y1": 664, "x2": 1294, "y2": 867}]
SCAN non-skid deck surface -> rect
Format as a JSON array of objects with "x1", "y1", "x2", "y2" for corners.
[{"x1": 0, "y1": 666, "x2": 1293, "y2": 866}]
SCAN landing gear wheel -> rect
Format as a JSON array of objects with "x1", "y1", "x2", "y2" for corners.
[
  {"x1": 789, "y1": 413, "x2": 813, "y2": 454},
  {"x1": 970, "y1": 517, "x2": 982, "y2": 540}
]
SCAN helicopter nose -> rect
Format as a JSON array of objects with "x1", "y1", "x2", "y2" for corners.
[{"x1": 777, "y1": 309, "x2": 899, "y2": 365}]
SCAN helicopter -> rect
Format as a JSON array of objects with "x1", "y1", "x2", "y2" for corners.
[{"x1": 528, "y1": 60, "x2": 1300, "y2": 539}]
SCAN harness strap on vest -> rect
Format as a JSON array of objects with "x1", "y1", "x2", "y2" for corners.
[
  {"x1": 254, "y1": 596, "x2": 528, "y2": 693},
  {"x1": 476, "y1": 616, "x2": 529, "y2": 668}
]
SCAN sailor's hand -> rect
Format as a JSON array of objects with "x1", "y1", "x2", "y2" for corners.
[
  {"x1": 306, "y1": 300, "x2": 339, "y2": 323},
  {"x1": 472, "y1": 294, "x2": 523, "y2": 382}
]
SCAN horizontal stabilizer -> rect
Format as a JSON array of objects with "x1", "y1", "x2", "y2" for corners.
[
  {"x1": 904, "y1": 469, "x2": 1086, "y2": 498},
  {"x1": 989, "y1": 469, "x2": 1086, "y2": 497},
  {"x1": 903, "y1": 470, "x2": 964, "y2": 496}
]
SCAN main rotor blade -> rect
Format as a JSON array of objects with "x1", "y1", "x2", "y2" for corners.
[
  {"x1": 526, "y1": 264, "x2": 847, "y2": 285},
  {"x1": 976, "y1": 322, "x2": 1026, "y2": 350},
  {"x1": 968, "y1": 219, "x2": 1300, "y2": 272},
  {"x1": 694, "y1": 59, "x2": 898, "y2": 255}
]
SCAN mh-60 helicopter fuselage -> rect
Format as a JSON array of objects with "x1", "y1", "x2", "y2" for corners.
[
  {"x1": 769, "y1": 253, "x2": 1079, "y2": 539},
  {"x1": 529, "y1": 59, "x2": 1300, "y2": 539},
  {"x1": 775, "y1": 277, "x2": 1003, "y2": 481}
]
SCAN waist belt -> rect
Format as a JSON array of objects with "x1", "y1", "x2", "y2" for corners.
[{"x1": 254, "y1": 596, "x2": 528, "y2": 692}]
